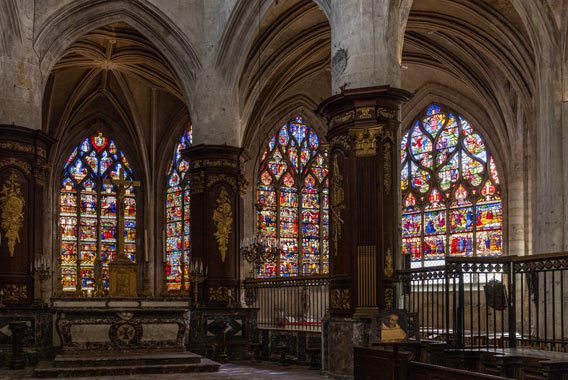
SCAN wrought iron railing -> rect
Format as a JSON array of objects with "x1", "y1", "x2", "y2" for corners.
[
  {"x1": 395, "y1": 253, "x2": 568, "y2": 352},
  {"x1": 243, "y1": 275, "x2": 330, "y2": 332}
]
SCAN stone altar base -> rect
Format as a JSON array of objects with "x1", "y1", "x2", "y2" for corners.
[
  {"x1": 52, "y1": 298, "x2": 190, "y2": 351},
  {"x1": 33, "y1": 298, "x2": 220, "y2": 377}
]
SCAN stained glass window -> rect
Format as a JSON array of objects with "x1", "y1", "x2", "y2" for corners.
[
  {"x1": 401, "y1": 104, "x2": 502, "y2": 268},
  {"x1": 59, "y1": 132, "x2": 137, "y2": 293},
  {"x1": 165, "y1": 127, "x2": 192, "y2": 291},
  {"x1": 257, "y1": 116, "x2": 329, "y2": 277}
]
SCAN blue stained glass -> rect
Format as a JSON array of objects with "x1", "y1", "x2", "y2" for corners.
[
  {"x1": 165, "y1": 127, "x2": 192, "y2": 292},
  {"x1": 60, "y1": 131, "x2": 137, "y2": 293},
  {"x1": 80, "y1": 138, "x2": 90, "y2": 153},
  {"x1": 65, "y1": 148, "x2": 78, "y2": 169},
  {"x1": 256, "y1": 115, "x2": 329, "y2": 278},
  {"x1": 309, "y1": 131, "x2": 319, "y2": 150},
  {"x1": 278, "y1": 126, "x2": 289, "y2": 146},
  {"x1": 402, "y1": 103, "x2": 502, "y2": 267}
]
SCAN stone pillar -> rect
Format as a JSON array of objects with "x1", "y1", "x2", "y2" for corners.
[
  {"x1": 0, "y1": 125, "x2": 54, "y2": 305},
  {"x1": 318, "y1": 86, "x2": 411, "y2": 376},
  {"x1": 0, "y1": 0, "x2": 42, "y2": 129},
  {"x1": 182, "y1": 145, "x2": 245, "y2": 306}
]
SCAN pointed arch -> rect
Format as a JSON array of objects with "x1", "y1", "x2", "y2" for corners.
[
  {"x1": 59, "y1": 131, "x2": 138, "y2": 293},
  {"x1": 401, "y1": 103, "x2": 503, "y2": 267},
  {"x1": 164, "y1": 126, "x2": 192, "y2": 292},
  {"x1": 34, "y1": 0, "x2": 200, "y2": 101},
  {"x1": 256, "y1": 115, "x2": 329, "y2": 277}
]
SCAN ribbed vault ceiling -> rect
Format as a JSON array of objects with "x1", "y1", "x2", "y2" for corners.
[{"x1": 43, "y1": 22, "x2": 186, "y2": 139}]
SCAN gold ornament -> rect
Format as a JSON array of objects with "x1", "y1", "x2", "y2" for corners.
[
  {"x1": 0, "y1": 173, "x2": 25, "y2": 257},
  {"x1": 213, "y1": 188, "x2": 232, "y2": 262},
  {"x1": 384, "y1": 247, "x2": 394, "y2": 279},
  {"x1": 330, "y1": 155, "x2": 345, "y2": 256},
  {"x1": 331, "y1": 288, "x2": 350, "y2": 310},
  {"x1": 383, "y1": 140, "x2": 392, "y2": 194}
]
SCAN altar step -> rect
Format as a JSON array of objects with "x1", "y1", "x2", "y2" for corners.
[{"x1": 34, "y1": 352, "x2": 220, "y2": 378}]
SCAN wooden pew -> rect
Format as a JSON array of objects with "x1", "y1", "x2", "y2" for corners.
[{"x1": 408, "y1": 361, "x2": 510, "y2": 380}]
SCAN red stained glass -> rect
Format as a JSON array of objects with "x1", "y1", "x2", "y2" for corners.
[
  {"x1": 166, "y1": 126, "x2": 192, "y2": 292},
  {"x1": 256, "y1": 116, "x2": 329, "y2": 277},
  {"x1": 60, "y1": 131, "x2": 136, "y2": 293}
]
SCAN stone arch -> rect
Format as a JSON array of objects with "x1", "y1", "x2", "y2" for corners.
[
  {"x1": 215, "y1": 0, "x2": 331, "y2": 87},
  {"x1": 34, "y1": 0, "x2": 200, "y2": 103}
]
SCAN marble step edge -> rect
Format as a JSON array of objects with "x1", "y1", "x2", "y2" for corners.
[
  {"x1": 34, "y1": 359, "x2": 221, "y2": 378},
  {"x1": 53, "y1": 351, "x2": 203, "y2": 367}
]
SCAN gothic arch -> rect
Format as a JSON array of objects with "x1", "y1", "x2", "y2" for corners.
[
  {"x1": 215, "y1": 0, "x2": 331, "y2": 86},
  {"x1": 34, "y1": 0, "x2": 200, "y2": 102}
]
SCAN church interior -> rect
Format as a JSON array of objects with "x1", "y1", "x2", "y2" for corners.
[{"x1": 0, "y1": 0, "x2": 567, "y2": 379}]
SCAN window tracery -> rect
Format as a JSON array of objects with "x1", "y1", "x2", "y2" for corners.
[
  {"x1": 59, "y1": 132, "x2": 137, "y2": 293},
  {"x1": 165, "y1": 128, "x2": 192, "y2": 292},
  {"x1": 401, "y1": 104, "x2": 502, "y2": 267},
  {"x1": 256, "y1": 116, "x2": 329, "y2": 277}
]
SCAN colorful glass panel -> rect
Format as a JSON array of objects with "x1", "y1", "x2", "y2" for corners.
[
  {"x1": 165, "y1": 126, "x2": 192, "y2": 292},
  {"x1": 59, "y1": 131, "x2": 137, "y2": 294},
  {"x1": 256, "y1": 116, "x2": 328, "y2": 277},
  {"x1": 401, "y1": 104, "x2": 503, "y2": 266}
]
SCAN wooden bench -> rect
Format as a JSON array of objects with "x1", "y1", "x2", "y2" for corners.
[{"x1": 408, "y1": 361, "x2": 509, "y2": 380}]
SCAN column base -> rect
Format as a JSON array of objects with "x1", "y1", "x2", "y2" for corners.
[{"x1": 327, "y1": 317, "x2": 379, "y2": 378}]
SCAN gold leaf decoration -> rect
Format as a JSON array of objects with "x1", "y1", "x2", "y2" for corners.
[
  {"x1": 331, "y1": 288, "x2": 350, "y2": 310},
  {"x1": 383, "y1": 140, "x2": 392, "y2": 194},
  {"x1": 0, "y1": 173, "x2": 25, "y2": 257},
  {"x1": 384, "y1": 247, "x2": 394, "y2": 279},
  {"x1": 330, "y1": 155, "x2": 345, "y2": 256},
  {"x1": 213, "y1": 188, "x2": 232, "y2": 262}
]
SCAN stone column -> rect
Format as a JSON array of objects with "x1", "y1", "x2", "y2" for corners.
[
  {"x1": 182, "y1": 145, "x2": 245, "y2": 306},
  {"x1": 318, "y1": 86, "x2": 411, "y2": 376},
  {"x1": 0, "y1": 0, "x2": 42, "y2": 129},
  {"x1": 321, "y1": 1, "x2": 412, "y2": 375},
  {"x1": 0, "y1": 125, "x2": 54, "y2": 305}
]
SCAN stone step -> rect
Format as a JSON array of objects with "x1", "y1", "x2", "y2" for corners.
[
  {"x1": 34, "y1": 355, "x2": 220, "y2": 378},
  {"x1": 53, "y1": 351, "x2": 203, "y2": 367}
]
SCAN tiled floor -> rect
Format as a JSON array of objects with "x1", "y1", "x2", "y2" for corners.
[{"x1": 0, "y1": 361, "x2": 328, "y2": 380}]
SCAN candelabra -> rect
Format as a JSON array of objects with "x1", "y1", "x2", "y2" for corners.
[
  {"x1": 188, "y1": 257, "x2": 207, "y2": 307},
  {"x1": 240, "y1": 236, "x2": 280, "y2": 264},
  {"x1": 33, "y1": 258, "x2": 51, "y2": 302}
]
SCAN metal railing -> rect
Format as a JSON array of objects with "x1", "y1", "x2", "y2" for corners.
[
  {"x1": 243, "y1": 275, "x2": 330, "y2": 332},
  {"x1": 396, "y1": 253, "x2": 568, "y2": 352}
]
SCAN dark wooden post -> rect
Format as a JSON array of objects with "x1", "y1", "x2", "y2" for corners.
[
  {"x1": 182, "y1": 145, "x2": 245, "y2": 307},
  {"x1": 0, "y1": 125, "x2": 54, "y2": 305}
]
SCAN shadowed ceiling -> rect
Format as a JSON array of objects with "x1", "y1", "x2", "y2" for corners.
[{"x1": 43, "y1": 22, "x2": 187, "y2": 144}]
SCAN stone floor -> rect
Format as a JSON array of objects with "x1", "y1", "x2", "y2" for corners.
[{"x1": 0, "y1": 361, "x2": 328, "y2": 380}]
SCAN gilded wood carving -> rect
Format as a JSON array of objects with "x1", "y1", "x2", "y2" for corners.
[
  {"x1": 330, "y1": 155, "x2": 345, "y2": 256},
  {"x1": 0, "y1": 173, "x2": 25, "y2": 257},
  {"x1": 213, "y1": 188, "x2": 232, "y2": 262},
  {"x1": 383, "y1": 140, "x2": 392, "y2": 194},
  {"x1": 384, "y1": 247, "x2": 394, "y2": 279},
  {"x1": 331, "y1": 288, "x2": 350, "y2": 310}
]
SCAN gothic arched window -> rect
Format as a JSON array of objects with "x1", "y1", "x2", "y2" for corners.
[
  {"x1": 257, "y1": 115, "x2": 329, "y2": 277},
  {"x1": 401, "y1": 104, "x2": 502, "y2": 268},
  {"x1": 59, "y1": 132, "x2": 137, "y2": 293},
  {"x1": 165, "y1": 127, "x2": 192, "y2": 292}
]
